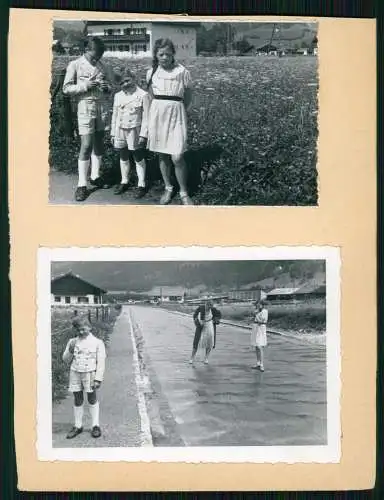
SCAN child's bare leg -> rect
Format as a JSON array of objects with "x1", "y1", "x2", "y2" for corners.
[
  {"x1": 90, "y1": 131, "x2": 105, "y2": 181},
  {"x1": 159, "y1": 153, "x2": 173, "y2": 204},
  {"x1": 172, "y1": 153, "x2": 193, "y2": 205},
  {"x1": 88, "y1": 390, "x2": 101, "y2": 437},
  {"x1": 159, "y1": 153, "x2": 173, "y2": 188},
  {"x1": 259, "y1": 347, "x2": 265, "y2": 370},
  {"x1": 204, "y1": 346, "x2": 212, "y2": 363}
]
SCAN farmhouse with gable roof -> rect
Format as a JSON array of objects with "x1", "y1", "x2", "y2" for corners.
[{"x1": 51, "y1": 271, "x2": 107, "y2": 305}]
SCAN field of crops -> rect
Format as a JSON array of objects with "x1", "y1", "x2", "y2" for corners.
[
  {"x1": 51, "y1": 305, "x2": 121, "y2": 403},
  {"x1": 159, "y1": 299, "x2": 326, "y2": 335},
  {"x1": 50, "y1": 55, "x2": 318, "y2": 205}
]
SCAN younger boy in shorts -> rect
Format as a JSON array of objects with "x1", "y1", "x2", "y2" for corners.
[{"x1": 62, "y1": 317, "x2": 106, "y2": 439}]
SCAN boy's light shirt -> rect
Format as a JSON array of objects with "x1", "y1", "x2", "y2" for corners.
[
  {"x1": 62, "y1": 55, "x2": 114, "y2": 98},
  {"x1": 111, "y1": 86, "x2": 150, "y2": 139},
  {"x1": 63, "y1": 332, "x2": 106, "y2": 381}
]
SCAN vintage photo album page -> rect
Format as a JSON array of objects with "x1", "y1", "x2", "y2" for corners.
[{"x1": 8, "y1": 8, "x2": 376, "y2": 492}]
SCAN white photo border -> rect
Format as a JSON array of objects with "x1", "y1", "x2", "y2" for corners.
[{"x1": 36, "y1": 246, "x2": 341, "y2": 463}]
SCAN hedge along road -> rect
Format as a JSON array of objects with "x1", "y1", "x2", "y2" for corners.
[{"x1": 129, "y1": 305, "x2": 327, "y2": 447}]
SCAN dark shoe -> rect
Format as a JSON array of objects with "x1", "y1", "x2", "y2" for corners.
[
  {"x1": 89, "y1": 176, "x2": 105, "y2": 189},
  {"x1": 66, "y1": 426, "x2": 83, "y2": 439},
  {"x1": 135, "y1": 186, "x2": 147, "y2": 199},
  {"x1": 114, "y1": 183, "x2": 129, "y2": 195},
  {"x1": 91, "y1": 425, "x2": 102, "y2": 438},
  {"x1": 75, "y1": 187, "x2": 88, "y2": 202}
]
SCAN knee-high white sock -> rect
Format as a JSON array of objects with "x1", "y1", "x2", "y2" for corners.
[
  {"x1": 120, "y1": 159, "x2": 131, "y2": 184},
  {"x1": 74, "y1": 405, "x2": 84, "y2": 428},
  {"x1": 135, "y1": 159, "x2": 146, "y2": 187},
  {"x1": 89, "y1": 401, "x2": 100, "y2": 427},
  {"x1": 90, "y1": 153, "x2": 102, "y2": 180},
  {"x1": 78, "y1": 159, "x2": 90, "y2": 187}
]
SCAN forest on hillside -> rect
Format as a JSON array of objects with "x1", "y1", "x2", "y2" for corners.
[{"x1": 51, "y1": 260, "x2": 325, "y2": 292}]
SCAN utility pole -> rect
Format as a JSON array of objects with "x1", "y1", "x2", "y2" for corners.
[{"x1": 268, "y1": 23, "x2": 276, "y2": 53}]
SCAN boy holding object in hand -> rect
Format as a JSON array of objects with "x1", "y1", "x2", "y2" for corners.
[{"x1": 62, "y1": 317, "x2": 106, "y2": 439}]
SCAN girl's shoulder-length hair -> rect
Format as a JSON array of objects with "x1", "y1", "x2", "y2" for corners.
[{"x1": 152, "y1": 37, "x2": 176, "y2": 66}]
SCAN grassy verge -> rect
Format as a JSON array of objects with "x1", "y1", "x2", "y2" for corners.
[
  {"x1": 158, "y1": 300, "x2": 326, "y2": 334},
  {"x1": 51, "y1": 305, "x2": 122, "y2": 403},
  {"x1": 50, "y1": 55, "x2": 318, "y2": 205}
]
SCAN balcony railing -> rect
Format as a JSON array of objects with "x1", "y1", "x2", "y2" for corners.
[{"x1": 94, "y1": 34, "x2": 150, "y2": 43}]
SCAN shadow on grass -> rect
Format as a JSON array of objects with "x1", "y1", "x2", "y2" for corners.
[{"x1": 185, "y1": 144, "x2": 224, "y2": 195}]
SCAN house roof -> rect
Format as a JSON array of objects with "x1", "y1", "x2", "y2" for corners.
[
  {"x1": 267, "y1": 287, "x2": 300, "y2": 296},
  {"x1": 51, "y1": 271, "x2": 107, "y2": 294}
]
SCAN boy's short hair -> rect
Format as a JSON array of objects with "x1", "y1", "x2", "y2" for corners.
[{"x1": 85, "y1": 36, "x2": 105, "y2": 56}]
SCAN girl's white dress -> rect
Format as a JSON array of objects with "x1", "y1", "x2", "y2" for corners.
[
  {"x1": 146, "y1": 63, "x2": 191, "y2": 155},
  {"x1": 251, "y1": 308, "x2": 268, "y2": 347},
  {"x1": 199, "y1": 309, "x2": 215, "y2": 351}
]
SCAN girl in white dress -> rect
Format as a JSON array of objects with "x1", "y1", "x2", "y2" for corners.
[
  {"x1": 146, "y1": 38, "x2": 194, "y2": 205},
  {"x1": 250, "y1": 300, "x2": 268, "y2": 371}
]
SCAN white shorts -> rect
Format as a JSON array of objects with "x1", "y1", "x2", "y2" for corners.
[
  {"x1": 113, "y1": 126, "x2": 141, "y2": 150},
  {"x1": 69, "y1": 370, "x2": 96, "y2": 393},
  {"x1": 77, "y1": 99, "x2": 109, "y2": 136}
]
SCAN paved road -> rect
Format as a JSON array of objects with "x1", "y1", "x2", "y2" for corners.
[
  {"x1": 52, "y1": 310, "x2": 142, "y2": 448},
  {"x1": 49, "y1": 170, "x2": 183, "y2": 205},
  {"x1": 129, "y1": 305, "x2": 327, "y2": 447},
  {"x1": 52, "y1": 305, "x2": 327, "y2": 448}
]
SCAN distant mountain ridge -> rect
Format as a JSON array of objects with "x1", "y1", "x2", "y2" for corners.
[{"x1": 51, "y1": 260, "x2": 325, "y2": 293}]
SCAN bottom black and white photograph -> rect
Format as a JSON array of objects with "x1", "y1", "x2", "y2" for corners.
[{"x1": 37, "y1": 246, "x2": 340, "y2": 463}]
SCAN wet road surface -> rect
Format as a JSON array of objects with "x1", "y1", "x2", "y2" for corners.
[{"x1": 129, "y1": 305, "x2": 327, "y2": 447}]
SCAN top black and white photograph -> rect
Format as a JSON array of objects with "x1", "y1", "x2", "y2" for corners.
[{"x1": 49, "y1": 19, "x2": 319, "y2": 206}]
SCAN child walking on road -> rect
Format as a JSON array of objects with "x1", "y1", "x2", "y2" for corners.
[
  {"x1": 251, "y1": 300, "x2": 268, "y2": 372},
  {"x1": 146, "y1": 38, "x2": 194, "y2": 205},
  {"x1": 111, "y1": 69, "x2": 150, "y2": 198},
  {"x1": 63, "y1": 37, "x2": 115, "y2": 202},
  {"x1": 62, "y1": 317, "x2": 106, "y2": 439}
]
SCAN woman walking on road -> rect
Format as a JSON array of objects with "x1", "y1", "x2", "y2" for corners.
[
  {"x1": 190, "y1": 297, "x2": 221, "y2": 365},
  {"x1": 251, "y1": 300, "x2": 268, "y2": 372}
]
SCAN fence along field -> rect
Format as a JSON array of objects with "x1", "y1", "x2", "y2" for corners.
[
  {"x1": 51, "y1": 304, "x2": 121, "y2": 402},
  {"x1": 50, "y1": 55, "x2": 318, "y2": 205}
]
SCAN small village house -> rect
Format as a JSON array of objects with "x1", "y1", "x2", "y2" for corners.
[
  {"x1": 145, "y1": 286, "x2": 187, "y2": 303},
  {"x1": 85, "y1": 21, "x2": 198, "y2": 58},
  {"x1": 266, "y1": 287, "x2": 300, "y2": 302},
  {"x1": 51, "y1": 271, "x2": 107, "y2": 305}
]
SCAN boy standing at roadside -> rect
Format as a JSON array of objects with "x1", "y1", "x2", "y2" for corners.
[
  {"x1": 62, "y1": 317, "x2": 106, "y2": 439},
  {"x1": 62, "y1": 37, "x2": 115, "y2": 202}
]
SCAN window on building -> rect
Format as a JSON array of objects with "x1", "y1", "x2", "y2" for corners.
[
  {"x1": 94, "y1": 296, "x2": 99, "y2": 304},
  {"x1": 65, "y1": 296, "x2": 71, "y2": 304},
  {"x1": 77, "y1": 296, "x2": 89, "y2": 304},
  {"x1": 107, "y1": 29, "x2": 113, "y2": 36},
  {"x1": 118, "y1": 45, "x2": 124, "y2": 51},
  {"x1": 54, "y1": 296, "x2": 61, "y2": 303}
]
